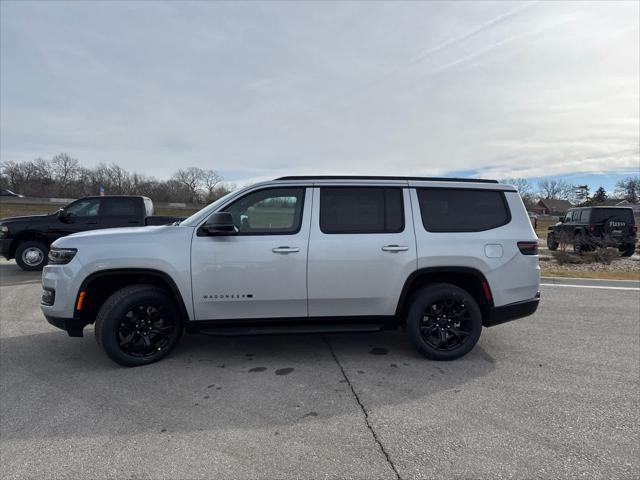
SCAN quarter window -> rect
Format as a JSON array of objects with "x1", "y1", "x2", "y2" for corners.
[
  {"x1": 222, "y1": 188, "x2": 305, "y2": 235},
  {"x1": 417, "y1": 188, "x2": 510, "y2": 232},
  {"x1": 320, "y1": 187, "x2": 404, "y2": 234}
]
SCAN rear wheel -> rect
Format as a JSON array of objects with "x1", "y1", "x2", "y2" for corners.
[
  {"x1": 95, "y1": 285, "x2": 182, "y2": 367},
  {"x1": 620, "y1": 243, "x2": 636, "y2": 257},
  {"x1": 405, "y1": 283, "x2": 483, "y2": 361},
  {"x1": 15, "y1": 241, "x2": 48, "y2": 271}
]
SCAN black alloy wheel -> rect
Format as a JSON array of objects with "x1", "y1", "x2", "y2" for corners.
[
  {"x1": 406, "y1": 283, "x2": 483, "y2": 361},
  {"x1": 118, "y1": 304, "x2": 178, "y2": 358},
  {"x1": 95, "y1": 285, "x2": 182, "y2": 367}
]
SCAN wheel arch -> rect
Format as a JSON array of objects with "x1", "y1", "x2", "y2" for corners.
[
  {"x1": 10, "y1": 231, "x2": 51, "y2": 257},
  {"x1": 395, "y1": 267, "x2": 494, "y2": 325},
  {"x1": 76, "y1": 268, "x2": 190, "y2": 326}
]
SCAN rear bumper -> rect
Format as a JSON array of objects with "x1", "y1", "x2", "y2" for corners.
[
  {"x1": 485, "y1": 293, "x2": 540, "y2": 327},
  {"x1": 44, "y1": 315, "x2": 88, "y2": 337}
]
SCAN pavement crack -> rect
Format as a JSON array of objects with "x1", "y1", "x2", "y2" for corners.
[{"x1": 323, "y1": 336, "x2": 402, "y2": 480}]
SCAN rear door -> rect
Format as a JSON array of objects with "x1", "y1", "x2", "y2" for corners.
[
  {"x1": 307, "y1": 185, "x2": 416, "y2": 317},
  {"x1": 100, "y1": 197, "x2": 143, "y2": 228}
]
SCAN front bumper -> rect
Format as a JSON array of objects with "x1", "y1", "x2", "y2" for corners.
[
  {"x1": 0, "y1": 238, "x2": 11, "y2": 259},
  {"x1": 485, "y1": 293, "x2": 540, "y2": 327},
  {"x1": 44, "y1": 314, "x2": 89, "y2": 337}
]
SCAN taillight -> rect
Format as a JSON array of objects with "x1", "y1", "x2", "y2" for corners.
[{"x1": 517, "y1": 241, "x2": 539, "y2": 255}]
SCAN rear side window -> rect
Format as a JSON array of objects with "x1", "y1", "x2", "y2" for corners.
[
  {"x1": 417, "y1": 188, "x2": 510, "y2": 232},
  {"x1": 320, "y1": 187, "x2": 404, "y2": 234},
  {"x1": 101, "y1": 198, "x2": 139, "y2": 216}
]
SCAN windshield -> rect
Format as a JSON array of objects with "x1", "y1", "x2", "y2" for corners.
[{"x1": 179, "y1": 190, "x2": 238, "y2": 227}]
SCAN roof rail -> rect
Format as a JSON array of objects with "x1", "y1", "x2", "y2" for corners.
[{"x1": 274, "y1": 175, "x2": 499, "y2": 184}]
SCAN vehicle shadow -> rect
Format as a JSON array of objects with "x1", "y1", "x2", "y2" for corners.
[
  {"x1": 0, "y1": 262, "x2": 40, "y2": 287},
  {"x1": 0, "y1": 328, "x2": 495, "y2": 441}
]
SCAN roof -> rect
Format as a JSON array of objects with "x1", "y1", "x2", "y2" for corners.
[
  {"x1": 275, "y1": 175, "x2": 498, "y2": 184},
  {"x1": 537, "y1": 198, "x2": 573, "y2": 211}
]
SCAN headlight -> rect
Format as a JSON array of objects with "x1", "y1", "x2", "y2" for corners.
[
  {"x1": 0, "y1": 225, "x2": 8, "y2": 237},
  {"x1": 48, "y1": 247, "x2": 77, "y2": 265}
]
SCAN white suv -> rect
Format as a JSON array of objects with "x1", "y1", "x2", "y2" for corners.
[{"x1": 41, "y1": 176, "x2": 540, "y2": 367}]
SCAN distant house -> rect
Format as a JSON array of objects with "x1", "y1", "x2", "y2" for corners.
[{"x1": 531, "y1": 198, "x2": 573, "y2": 215}]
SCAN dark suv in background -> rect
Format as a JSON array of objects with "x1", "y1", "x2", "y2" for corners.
[{"x1": 547, "y1": 206, "x2": 637, "y2": 256}]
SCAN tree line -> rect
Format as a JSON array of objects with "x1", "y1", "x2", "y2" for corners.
[
  {"x1": 1, "y1": 154, "x2": 638, "y2": 208},
  {"x1": 501, "y1": 176, "x2": 640, "y2": 209},
  {"x1": 0, "y1": 154, "x2": 234, "y2": 204}
]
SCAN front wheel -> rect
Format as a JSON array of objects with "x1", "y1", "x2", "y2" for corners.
[
  {"x1": 15, "y1": 241, "x2": 49, "y2": 271},
  {"x1": 547, "y1": 233, "x2": 558, "y2": 251},
  {"x1": 405, "y1": 283, "x2": 483, "y2": 361},
  {"x1": 95, "y1": 285, "x2": 182, "y2": 367}
]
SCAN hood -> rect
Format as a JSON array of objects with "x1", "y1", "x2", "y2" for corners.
[
  {"x1": 0, "y1": 213, "x2": 55, "y2": 223},
  {"x1": 64, "y1": 225, "x2": 171, "y2": 240}
]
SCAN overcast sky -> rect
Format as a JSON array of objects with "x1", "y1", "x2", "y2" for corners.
[{"x1": 1, "y1": 0, "x2": 638, "y2": 187}]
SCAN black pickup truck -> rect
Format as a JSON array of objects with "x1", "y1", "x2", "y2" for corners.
[{"x1": 0, "y1": 196, "x2": 184, "y2": 270}]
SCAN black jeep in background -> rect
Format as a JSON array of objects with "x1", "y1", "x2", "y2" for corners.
[
  {"x1": 0, "y1": 196, "x2": 184, "y2": 271},
  {"x1": 547, "y1": 206, "x2": 637, "y2": 256}
]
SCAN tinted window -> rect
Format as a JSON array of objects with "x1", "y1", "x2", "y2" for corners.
[
  {"x1": 223, "y1": 188, "x2": 305, "y2": 235},
  {"x1": 580, "y1": 210, "x2": 590, "y2": 222},
  {"x1": 417, "y1": 188, "x2": 510, "y2": 232},
  {"x1": 65, "y1": 198, "x2": 101, "y2": 217},
  {"x1": 320, "y1": 187, "x2": 404, "y2": 234},
  {"x1": 101, "y1": 198, "x2": 139, "y2": 216},
  {"x1": 590, "y1": 208, "x2": 634, "y2": 224}
]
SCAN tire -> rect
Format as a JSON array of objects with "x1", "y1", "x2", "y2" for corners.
[
  {"x1": 405, "y1": 283, "x2": 483, "y2": 361},
  {"x1": 547, "y1": 233, "x2": 558, "y2": 251},
  {"x1": 15, "y1": 241, "x2": 48, "y2": 271},
  {"x1": 95, "y1": 284, "x2": 183, "y2": 367},
  {"x1": 620, "y1": 243, "x2": 636, "y2": 257},
  {"x1": 573, "y1": 238, "x2": 584, "y2": 255}
]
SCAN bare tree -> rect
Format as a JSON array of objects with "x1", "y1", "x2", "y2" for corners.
[
  {"x1": 172, "y1": 167, "x2": 205, "y2": 203},
  {"x1": 615, "y1": 176, "x2": 640, "y2": 203},
  {"x1": 538, "y1": 178, "x2": 574, "y2": 201},
  {"x1": 501, "y1": 177, "x2": 535, "y2": 208},
  {"x1": 202, "y1": 169, "x2": 223, "y2": 201},
  {"x1": 51, "y1": 153, "x2": 80, "y2": 194}
]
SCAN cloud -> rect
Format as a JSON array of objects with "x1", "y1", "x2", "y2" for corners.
[{"x1": 1, "y1": 1, "x2": 638, "y2": 184}]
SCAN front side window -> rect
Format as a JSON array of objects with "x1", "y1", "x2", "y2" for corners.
[
  {"x1": 417, "y1": 188, "x2": 510, "y2": 232},
  {"x1": 222, "y1": 188, "x2": 305, "y2": 235},
  {"x1": 320, "y1": 187, "x2": 404, "y2": 234},
  {"x1": 65, "y1": 198, "x2": 101, "y2": 217}
]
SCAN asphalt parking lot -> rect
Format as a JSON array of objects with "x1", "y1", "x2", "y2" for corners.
[{"x1": 1, "y1": 261, "x2": 638, "y2": 479}]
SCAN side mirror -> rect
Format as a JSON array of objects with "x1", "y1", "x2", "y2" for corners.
[
  {"x1": 558, "y1": 216, "x2": 565, "y2": 223},
  {"x1": 57, "y1": 209, "x2": 71, "y2": 222},
  {"x1": 200, "y1": 212, "x2": 237, "y2": 235}
]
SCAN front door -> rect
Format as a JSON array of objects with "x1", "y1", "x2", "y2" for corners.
[
  {"x1": 191, "y1": 186, "x2": 311, "y2": 320},
  {"x1": 51, "y1": 197, "x2": 102, "y2": 237}
]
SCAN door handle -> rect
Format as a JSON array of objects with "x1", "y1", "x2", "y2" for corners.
[
  {"x1": 272, "y1": 246, "x2": 300, "y2": 254},
  {"x1": 381, "y1": 245, "x2": 409, "y2": 253},
  {"x1": 87, "y1": 221, "x2": 98, "y2": 225}
]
